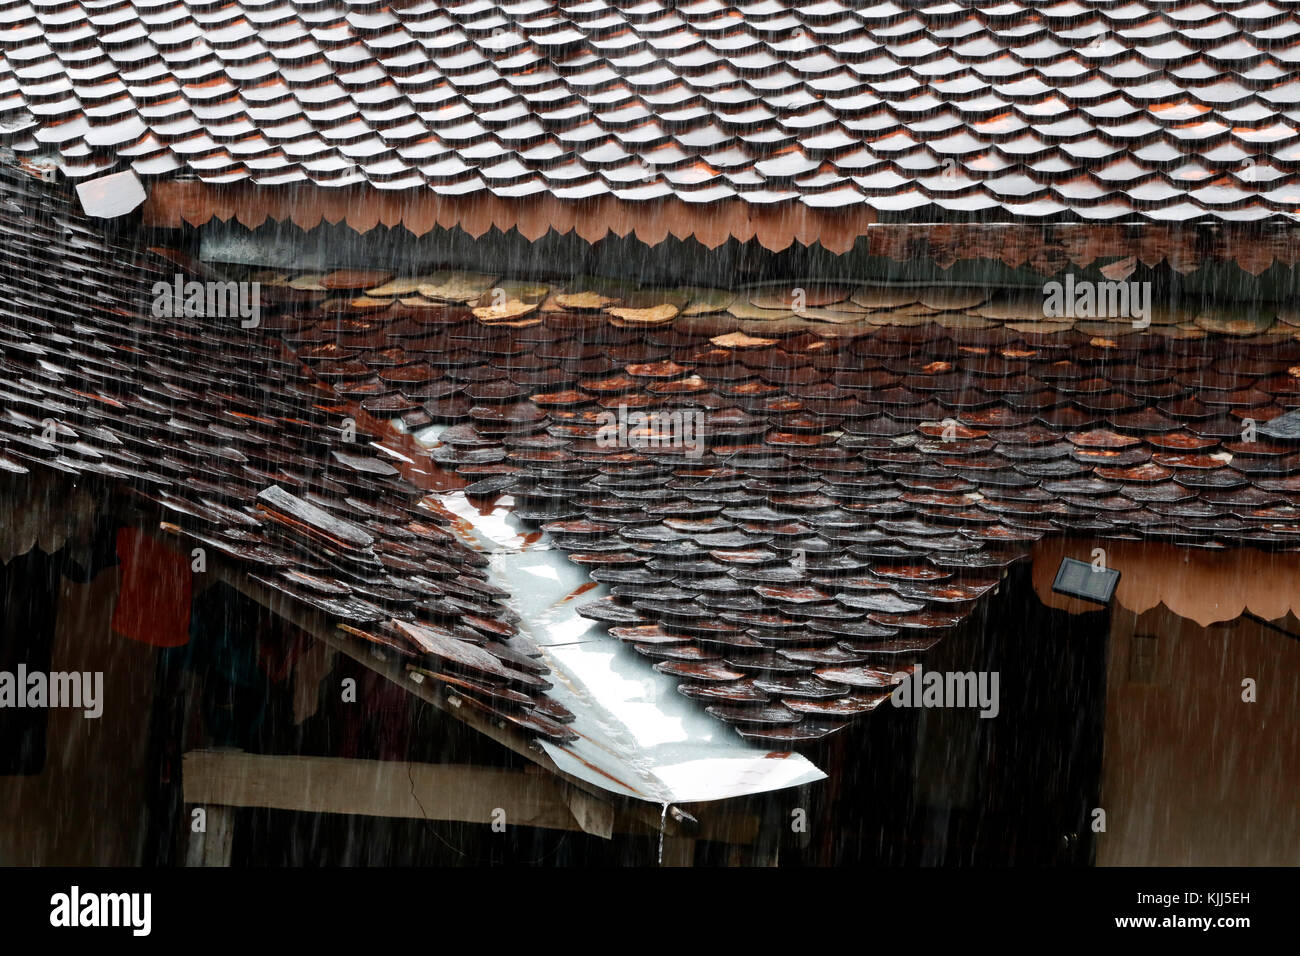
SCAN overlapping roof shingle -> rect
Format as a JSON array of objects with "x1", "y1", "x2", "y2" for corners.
[
  {"x1": 8, "y1": 155, "x2": 1300, "y2": 743},
  {"x1": 10, "y1": 3, "x2": 1300, "y2": 750},
  {"x1": 0, "y1": 164, "x2": 579, "y2": 743},
  {"x1": 3, "y1": 0, "x2": 1300, "y2": 227},
  {"x1": 249, "y1": 266, "x2": 1300, "y2": 742}
]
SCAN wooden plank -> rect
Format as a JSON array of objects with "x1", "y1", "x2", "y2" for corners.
[
  {"x1": 211, "y1": 567, "x2": 688, "y2": 839},
  {"x1": 566, "y1": 786, "x2": 615, "y2": 839},
  {"x1": 203, "y1": 558, "x2": 766, "y2": 847},
  {"x1": 184, "y1": 750, "x2": 583, "y2": 833}
]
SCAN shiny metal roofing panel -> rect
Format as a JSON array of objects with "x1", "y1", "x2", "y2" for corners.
[{"x1": 406, "y1": 439, "x2": 827, "y2": 803}]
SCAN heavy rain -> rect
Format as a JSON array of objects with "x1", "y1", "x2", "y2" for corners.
[{"x1": 0, "y1": 0, "x2": 1292, "y2": 941}]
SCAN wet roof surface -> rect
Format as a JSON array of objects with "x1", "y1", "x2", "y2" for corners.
[
  {"x1": 251, "y1": 265, "x2": 1300, "y2": 742},
  {"x1": 0, "y1": 164, "x2": 582, "y2": 745},
  {"x1": 6, "y1": 164, "x2": 1300, "y2": 746},
  {"x1": 4, "y1": 0, "x2": 1300, "y2": 223}
]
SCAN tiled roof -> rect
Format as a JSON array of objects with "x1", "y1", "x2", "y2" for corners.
[
  {"x1": 251, "y1": 267, "x2": 1300, "y2": 743},
  {"x1": 4, "y1": 0, "x2": 1300, "y2": 227},
  {"x1": 0, "y1": 164, "x2": 579, "y2": 744},
  {"x1": 8, "y1": 154, "x2": 1300, "y2": 746}
]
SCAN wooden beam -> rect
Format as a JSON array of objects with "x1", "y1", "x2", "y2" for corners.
[
  {"x1": 184, "y1": 750, "x2": 612, "y2": 835},
  {"x1": 565, "y1": 786, "x2": 615, "y2": 840},
  {"x1": 197, "y1": 550, "x2": 768, "y2": 848},
  {"x1": 209, "y1": 566, "x2": 694, "y2": 840}
]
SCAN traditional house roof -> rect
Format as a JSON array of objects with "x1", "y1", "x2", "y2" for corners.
[
  {"x1": 7, "y1": 151, "x2": 1300, "y2": 746},
  {"x1": 6, "y1": 0, "x2": 1300, "y2": 252},
  {"x1": 0, "y1": 163, "x2": 585, "y2": 746},
  {"x1": 231, "y1": 264, "x2": 1300, "y2": 742},
  {"x1": 6, "y1": 3, "x2": 1300, "y2": 751}
]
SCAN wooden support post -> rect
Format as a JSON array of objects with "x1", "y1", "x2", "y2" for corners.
[
  {"x1": 658, "y1": 836, "x2": 696, "y2": 867},
  {"x1": 746, "y1": 797, "x2": 783, "y2": 866},
  {"x1": 184, "y1": 805, "x2": 234, "y2": 867}
]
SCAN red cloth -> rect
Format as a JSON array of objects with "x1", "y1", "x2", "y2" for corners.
[{"x1": 110, "y1": 527, "x2": 191, "y2": 647}]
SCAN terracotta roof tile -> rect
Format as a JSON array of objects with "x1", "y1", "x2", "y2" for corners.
[
  {"x1": 4, "y1": 0, "x2": 1300, "y2": 234},
  {"x1": 0, "y1": 164, "x2": 576, "y2": 741},
  {"x1": 191, "y1": 266, "x2": 1300, "y2": 742}
]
